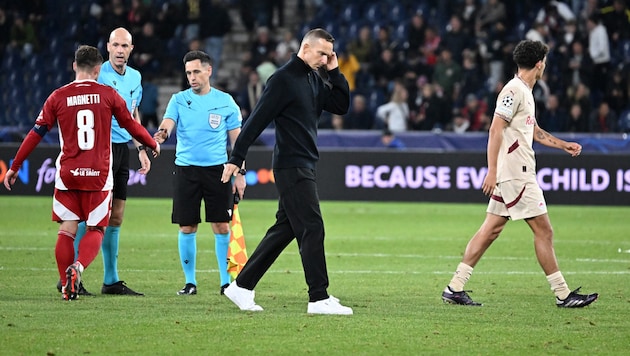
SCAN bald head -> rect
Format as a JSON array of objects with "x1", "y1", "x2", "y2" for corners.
[
  {"x1": 107, "y1": 27, "x2": 134, "y2": 73},
  {"x1": 109, "y1": 27, "x2": 132, "y2": 43}
]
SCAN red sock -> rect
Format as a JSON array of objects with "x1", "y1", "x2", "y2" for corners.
[
  {"x1": 55, "y1": 231, "x2": 75, "y2": 284},
  {"x1": 76, "y1": 228, "x2": 104, "y2": 269}
]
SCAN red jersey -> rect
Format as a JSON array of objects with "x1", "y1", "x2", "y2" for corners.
[{"x1": 34, "y1": 79, "x2": 155, "y2": 191}]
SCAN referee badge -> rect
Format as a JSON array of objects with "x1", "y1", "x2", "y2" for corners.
[{"x1": 208, "y1": 113, "x2": 222, "y2": 129}]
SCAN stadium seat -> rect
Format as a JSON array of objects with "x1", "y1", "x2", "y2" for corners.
[
  {"x1": 7, "y1": 72, "x2": 25, "y2": 91},
  {"x1": 389, "y1": 3, "x2": 407, "y2": 23},
  {"x1": 1, "y1": 48, "x2": 22, "y2": 72},
  {"x1": 365, "y1": 3, "x2": 384, "y2": 23},
  {"x1": 341, "y1": 3, "x2": 361, "y2": 24}
]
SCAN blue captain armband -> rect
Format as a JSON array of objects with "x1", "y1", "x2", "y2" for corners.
[{"x1": 32, "y1": 123, "x2": 49, "y2": 137}]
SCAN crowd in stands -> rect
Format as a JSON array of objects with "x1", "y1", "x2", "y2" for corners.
[{"x1": 1, "y1": 0, "x2": 629, "y2": 134}]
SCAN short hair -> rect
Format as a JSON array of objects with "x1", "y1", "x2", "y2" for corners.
[
  {"x1": 303, "y1": 28, "x2": 335, "y2": 45},
  {"x1": 183, "y1": 50, "x2": 213, "y2": 66},
  {"x1": 512, "y1": 40, "x2": 548, "y2": 69},
  {"x1": 74, "y1": 45, "x2": 103, "y2": 69}
]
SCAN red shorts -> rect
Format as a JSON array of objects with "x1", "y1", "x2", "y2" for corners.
[{"x1": 52, "y1": 189, "x2": 112, "y2": 227}]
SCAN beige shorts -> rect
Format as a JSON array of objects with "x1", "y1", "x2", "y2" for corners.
[{"x1": 486, "y1": 179, "x2": 547, "y2": 220}]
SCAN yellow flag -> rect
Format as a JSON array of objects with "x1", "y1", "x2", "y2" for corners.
[{"x1": 227, "y1": 202, "x2": 248, "y2": 278}]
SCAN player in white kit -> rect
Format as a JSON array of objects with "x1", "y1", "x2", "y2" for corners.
[{"x1": 441, "y1": 40, "x2": 598, "y2": 308}]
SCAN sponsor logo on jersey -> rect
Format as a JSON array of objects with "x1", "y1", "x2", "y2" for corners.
[{"x1": 70, "y1": 168, "x2": 101, "y2": 177}]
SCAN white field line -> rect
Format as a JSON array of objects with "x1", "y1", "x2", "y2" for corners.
[
  {"x1": 0, "y1": 246, "x2": 628, "y2": 263},
  {"x1": 0, "y1": 266, "x2": 629, "y2": 275}
]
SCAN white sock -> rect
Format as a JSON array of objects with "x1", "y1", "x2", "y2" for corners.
[
  {"x1": 448, "y1": 262, "x2": 473, "y2": 292},
  {"x1": 546, "y1": 271, "x2": 571, "y2": 300}
]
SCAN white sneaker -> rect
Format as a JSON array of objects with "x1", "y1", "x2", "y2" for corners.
[
  {"x1": 223, "y1": 281, "x2": 263, "y2": 311},
  {"x1": 307, "y1": 296, "x2": 353, "y2": 315}
]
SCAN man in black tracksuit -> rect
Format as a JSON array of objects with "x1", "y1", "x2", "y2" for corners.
[{"x1": 221, "y1": 28, "x2": 353, "y2": 315}]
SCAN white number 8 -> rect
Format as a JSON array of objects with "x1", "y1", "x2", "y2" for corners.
[{"x1": 76, "y1": 109, "x2": 95, "y2": 150}]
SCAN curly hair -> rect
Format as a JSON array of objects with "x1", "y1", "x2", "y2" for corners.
[{"x1": 512, "y1": 40, "x2": 549, "y2": 70}]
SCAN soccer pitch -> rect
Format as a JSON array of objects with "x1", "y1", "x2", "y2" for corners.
[{"x1": 1, "y1": 196, "x2": 628, "y2": 355}]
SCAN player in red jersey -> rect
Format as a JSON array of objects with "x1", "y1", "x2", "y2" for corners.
[{"x1": 3, "y1": 45, "x2": 160, "y2": 301}]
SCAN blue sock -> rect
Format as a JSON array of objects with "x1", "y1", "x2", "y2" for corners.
[
  {"x1": 74, "y1": 221, "x2": 87, "y2": 261},
  {"x1": 102, "y1": 226, "x2": 120, "y2": 285},
  {"x1": 214, "y1": 233, "x2": 231, "y2": 286},
  {"x1": 178, "y1": 231, "x2": 197, "y2": 286}
]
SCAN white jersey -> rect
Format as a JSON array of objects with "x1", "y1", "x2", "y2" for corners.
[{"x1": 494, "y1": 75, "x2": 537, "y2": 183}]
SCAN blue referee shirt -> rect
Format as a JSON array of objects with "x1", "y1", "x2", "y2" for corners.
[
  {"x1": 164, "y1": 87, "x2": 242, "y2": 166},
  {"x1": 98, "y1": 61, "x2": 143, "y2": 144}
]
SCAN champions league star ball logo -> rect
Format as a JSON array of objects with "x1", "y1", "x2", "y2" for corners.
[{"x1": 501, "y1": 95, "x2": 514, "y2": 108}]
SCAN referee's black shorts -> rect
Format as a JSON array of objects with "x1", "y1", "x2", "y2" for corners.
[
  {"x1": 111, "y1": 143, "x2": 130, "y2": 200},
  {"x1": 171, "y1": 165, "x2": 233, "y2": 226}
]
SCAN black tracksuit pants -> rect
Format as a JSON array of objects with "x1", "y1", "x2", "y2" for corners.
[{"x1": 235, "y1": 167, "x2": 329, "y2": 302}]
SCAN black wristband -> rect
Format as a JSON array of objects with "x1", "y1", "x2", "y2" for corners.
[
  {"x1": 238, "y1": 168, "x2": 247, "y2": 175},
  {"x1": 137, "y1": 145, "x2": 146, "y2": 152}
]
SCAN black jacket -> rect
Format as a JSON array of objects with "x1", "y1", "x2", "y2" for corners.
[{"x1": 229, "y1": 54, "x2": 350, "y2": 169}]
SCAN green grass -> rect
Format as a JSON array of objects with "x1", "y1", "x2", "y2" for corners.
[{"x1": 1, "y1": 196, "x2": 628, "y2": 355}]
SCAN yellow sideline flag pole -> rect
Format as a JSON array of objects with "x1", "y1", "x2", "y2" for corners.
[{"x1": 227, "y1": 194, "x2": 248, "y2": 279}]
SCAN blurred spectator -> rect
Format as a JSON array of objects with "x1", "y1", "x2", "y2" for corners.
[
  {"x1": 566, "y1": 82, "x2": 592, "y2": 120},
  {"x1": 562, "y1": 40, "x2": 593, "y2": 88},
  {"x1": 275, "y1": 29, "x2": 299, "y2": 65},
  {"x1": 485, "y1": 80, "x2": 504, "y2": 118},
  {"x1": 181, "y1": 0, "x2": 201, "y2": 43},
  {"x1": 538, "y1": 94, "x2": 568, "y2": 132},
  {"x1": 458, "y1": 0, "x2": 478, "y2": 36},
  {"x1": 587, "y1": 14, "x2": 611, "y2": 100},
  {"x1": 407, "y1": 13, "x2": 427, "y2": 55},
  {"x1": 199, "y1": 0, "x2": 232, "y2": 72},
  {"x1": 127, "y1": 0, "x2": 150, "y2": 35},
  {"x1": 380, "y1": 129, "x2": 406, "y2": 149},
  {"x1": 601, "y1": 0, "x2": 630, "y2": 51},
  {"x1": 100, "y1": 0, "x2": 128, "y2": 39},
  {"x1": 235, "y1": 0, "x2": 255, "y2": 33},
  {"x1": 249, "y1": 26, "x2": 277, "y2": 67},
  {"x1": 347, "y1": 25, "x2": 374, "y2": 65},
  {"x1": 442, "y1": 15, "x2": 474, "y2": 64},
  {"x1": 460, "y1": 93, "x2": 488, "y2": 132},
  {"x1": 605, "y1": 68, "x2": 629, "y2": 114},
  {"x1": 9, "y1": 13, "x2": 39, "y2": 58},
  {"x1": 371, "y1": 48, "x2": 405, "y2": 92},
  {"x1": 452, "y1": 113, "x2": 471, "y2": 133},
  {"x1": 132, "y1": 22, "x2": 163, "y2": 75},
  {"x1": 432, "y1": 48, "x2": 462, "y2": 105},
  {"x1": 532, "y1": 73, "x2": 551, "y2": 117},
  {"x1": 376, "y1": 81, "x2": 409, "y2": 132},
  {"x1": 457, "y1": 49, "x2": 485, "y2": 106},
  {"x1": 256, "y1": 53, "x2": 277, "y2": 84},
  {"x1": 331, "y1": 114, "x2": 344, "y2": 131},
  {"x1": 589, "y1": 101, "x2": 618, "y2": 133},
  {"x1": 344, "y1": 94, "x2": 375, "y2": 130},
  {"x1": 238, "y1": 70, "x2": 264, "y2": 122},
  {"x1": 420, "y1": 26, "x2": 441, "y2": 67},
  {"x1": 337, "y1": 45, "x2": 361, "y2": 93},
  {"x1": 526, "y1": 21, "x2": 548, "y2": 43},
  {"x1": 153, "y1": 1, "x2": 183, "y2": 41},
  {"x1": 373, "y1": 25, "x2": 401, "y2": 59},
  {"x1": 535, "y1": 0, "x2": 576, "y2": 39},
  {"x1": 409, "y1": 83, "x2": 448, "y2": 131},
  {"x1": 566, "y1": 102, "x2": 589, "y2": 133},
  {"x1": 139, "y1": 74, "x2": 159, "y2": 129},
  {"x1": 475, "y1": 0, "x2": 507, "y2": 39}
]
